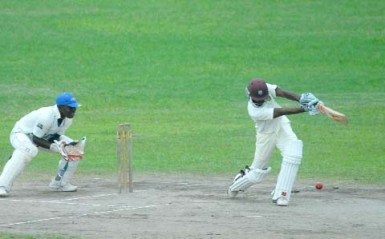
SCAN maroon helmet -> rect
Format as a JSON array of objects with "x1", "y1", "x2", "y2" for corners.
[{"x1": 247, "y1": 79, "x2": 269, "y2": 101}]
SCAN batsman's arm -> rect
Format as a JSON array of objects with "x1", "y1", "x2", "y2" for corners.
[
  {"x1": 273, "y1": 107, "x2": 305, "y2": 118},
  {"x1": 276, "y1": 87, "x2": 320, "y2": 116},
  {"x1": 275, "y1": 87, "x2": 301, "y2": 102}
]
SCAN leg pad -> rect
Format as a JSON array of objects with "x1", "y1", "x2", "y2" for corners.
[
  {"x1": 272, "y1": 140, "x2": 303, "y2": 204},
  {"x1": 229, "y1": 167, "x2": 271, "y2": 192}
]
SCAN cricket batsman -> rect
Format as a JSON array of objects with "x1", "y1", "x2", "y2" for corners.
[
  {"x1": 228, "y1": 79, "x2": 320, "y2": 206},
  {"x1": 0, "y1": 92, "x2": 85, "y2": 197}
]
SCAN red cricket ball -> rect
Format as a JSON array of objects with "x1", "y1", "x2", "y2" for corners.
[{"x1": 315, "y1": 182, "x2": 323, "y2": 190}]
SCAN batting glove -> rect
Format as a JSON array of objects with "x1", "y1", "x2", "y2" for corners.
[
  {"x1": 300, "y1": 92, "x2": 318, "y2": 104},
  {"x1": 308, "y1": 103, "x2": 320, "y2": 116},
  {"x1": 300, "y1": 93, "x2": 319, "y2": 111}
]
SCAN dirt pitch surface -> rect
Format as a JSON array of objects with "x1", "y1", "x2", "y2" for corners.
[{"x1": 0, "y1": 174, "x2": 384, "y2": 239}]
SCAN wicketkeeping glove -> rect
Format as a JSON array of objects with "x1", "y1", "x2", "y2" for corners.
[
  {"x1": 65, "y1": 137, "x2": 86, "y2": 160},
  {"x1": 51, "y1": 140, "x2": 69, "y2": 160},
  {"x1": 51, "y1": 137, "x2": 86, "y2": 160}
]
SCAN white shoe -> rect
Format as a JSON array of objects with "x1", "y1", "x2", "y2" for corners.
[
  {"x1": 0, "y1": 187, "x2": 9, "y2": 197},
  {"x1": 49, "y1": 179, "x2": 77, "y2": 192},
  {"x1": 227, "y1": 188, "x2": 239, "y2": 198},
  {"x1": 60, "y1": 183, "x2": 78, "y2": 192},
  {"x1": 276, "y1": 197, "x2": 289, "y2": 206}
]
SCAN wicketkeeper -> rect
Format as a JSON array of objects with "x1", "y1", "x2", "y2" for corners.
[
  {"x1": 228, "y1": 79, "x2": 320, "y2": 206},
  {"x1": 0, "y1": 93, "x2": 86, "y2": 197}
]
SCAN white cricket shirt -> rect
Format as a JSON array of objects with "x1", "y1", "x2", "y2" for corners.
[
  {"x1": 247, "y1": 83, "x2": 290, "y2": 134},
  {"x1": 12, "y1": 105, "x2": 73, "y2": 137}
]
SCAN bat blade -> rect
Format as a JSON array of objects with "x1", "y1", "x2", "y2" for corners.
[{"x1": 316, "y1": 103, "x2": 348, "y2": 125}]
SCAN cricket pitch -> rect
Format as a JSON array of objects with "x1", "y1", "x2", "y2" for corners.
[{"x1": 0, "y1": 173, "x2": 384, "y2": 239}]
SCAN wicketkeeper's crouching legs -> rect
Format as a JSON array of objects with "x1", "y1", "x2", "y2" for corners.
[
  {"x1": 0, "y1": 150, "x2": 37, "y2": 196},
  {"x1": 49, "y1": 135, "x2": 84, "y2": 192},
  {"x1": 0, "y1": 133, "x2": 38, "y2": 197},
  {"x1": 49, "y1": 158, "x2": 80, "y2": 192},
  {"x1": 272, "y1": 139, "x2": 303, "y2": 206}
]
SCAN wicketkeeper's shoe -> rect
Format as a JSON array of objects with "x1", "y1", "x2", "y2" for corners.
[
  {"x1": 60, "y1": 183, "x2": 78, "y2": 192},
  {"x1": 49, "y1": 179, "x2": 78, "y2": 192},
  {"x1": 0, "y1": 187, "x2": 9, "y2": 197}
]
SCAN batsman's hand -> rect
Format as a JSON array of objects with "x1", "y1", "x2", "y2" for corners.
[
  {"x1": 300, "y1": 92, "x2": 318, "y2": 105},
  {"x1": 300, "y1": 93, "x2": 320, "y2": 114},
  {"x1": 308, "y1": 102, "x2": 320, "y2": 115}
]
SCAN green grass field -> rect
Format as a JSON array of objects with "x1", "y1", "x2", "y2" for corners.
[{"x1": 1, "y1": 0, "x2": 384, "y2": 193}]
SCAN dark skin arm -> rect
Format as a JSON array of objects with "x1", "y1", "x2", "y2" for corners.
[
  {"x1": 32, "y1": 135, "x2": 54, "y2": 149},
  {"x1": 273, "y1": 87, "x2": 305, "y2": 118},
  {"x1": 32, "y1": 133, "x2": 61, "y2": 149},
  {"x1": 275, "y1": 87, "x2": 301, "y2": 101}
]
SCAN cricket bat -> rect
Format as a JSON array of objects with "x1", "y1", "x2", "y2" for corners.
[{"x1": 316, "y1": 103, "x2": 348, "y2": 125}]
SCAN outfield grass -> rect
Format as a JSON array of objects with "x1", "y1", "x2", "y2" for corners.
[{"x1": 1, "y1": 0, "x2": 384, "y2": 184}]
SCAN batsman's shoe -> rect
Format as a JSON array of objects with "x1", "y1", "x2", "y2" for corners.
[
  {"x1": 227, "y1": 188, "x2": 239, "y2": 198},
  {"x1": 0, "y1": 187, "x2": 9, "y2": 197},
  {"x1": 49, "y1": 179, "x2": 78, "y2": 192},
  {"x1": 276, "y1": 197, "x2": 289, "y2": 206}
]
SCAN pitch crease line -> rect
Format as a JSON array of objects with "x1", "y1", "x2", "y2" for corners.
[{"x1": 0, "y1": 204, "x2": 159, "y2": 227}]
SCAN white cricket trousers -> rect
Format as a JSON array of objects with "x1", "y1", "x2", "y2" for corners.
[
  {"x1": 0, "y1": 132, "x2": 73, "y2": 192},
  {"x1": 251, "y1": 122, "x2": 299, "y2": 169}
]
